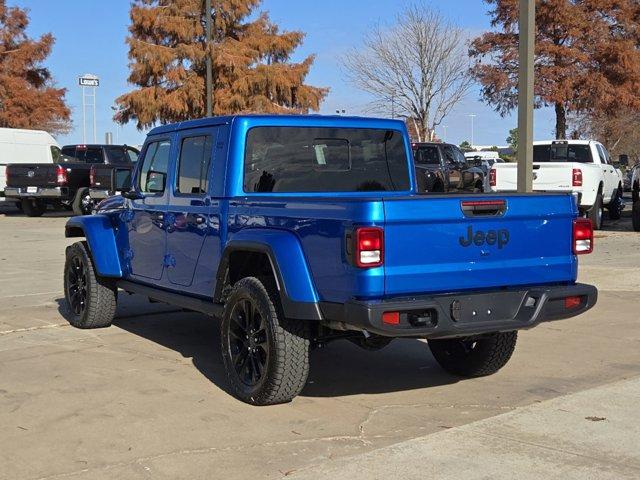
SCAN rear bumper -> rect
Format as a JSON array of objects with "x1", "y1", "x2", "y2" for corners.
[
  {"x1": 320, "y1": 283, "x2": 597, "y2": 339},
  {"x1": 4, "y1": 187, "x2": 69, "y2": 199}
]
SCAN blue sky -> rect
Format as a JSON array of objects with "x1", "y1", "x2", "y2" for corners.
[{"x1": 14, "y1": 0, "x2": 555, "y2": 147}]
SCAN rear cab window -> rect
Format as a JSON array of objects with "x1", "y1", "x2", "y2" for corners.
[
  {"x1": 413, "y1": 145, "x2": 440, "y2": 165},
  {"x1": 243, "y1": 127, "x2": 410, "y2": 193},
  {"x1": 534, "y1": 143, "x2": 593, "y2": 163}
]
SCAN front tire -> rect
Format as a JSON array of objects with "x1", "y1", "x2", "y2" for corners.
[
  {"x1": 63, "y1": 241, "x2": 117, "y2": 329},
  {"x1": 72, "y1": 187, "x2": 93, "y2": 216},
  {"x1": 428, "y1": 331, "x2": 517, "y2": 377},
  {"x1": 221, "y1": 277, "x2": 310, "y2": 405},
  {"x1": 608, "y1": 188, "x2": 623, "y2": 220},
  {"x1": 588, "y1": 193, "x2": 604, "y2": 230}
]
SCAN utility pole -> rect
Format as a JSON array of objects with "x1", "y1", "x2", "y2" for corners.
[
  {"x1": 205, "y1": 0, "x2": 213, "y2": 117},
  {"x1": 442, "y1": 125, "x2": 448, "y2": 142},
  {"x1": 517, "y1": 0, "x2": 535, "y2": 193}
]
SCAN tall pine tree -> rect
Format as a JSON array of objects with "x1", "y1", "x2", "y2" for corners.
[
  {"x1": 470, "y1": 0, "x2": 640, "y2": 139},
  {"x1": 116, "y1": 0, "x2": 328, "y2": 129},
  {"x1": 0, "y1": 1, "x2": 71, "y2": 134}
]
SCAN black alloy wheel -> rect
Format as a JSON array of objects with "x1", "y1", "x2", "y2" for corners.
[
  {"x1": 66, "y1": 255, "x2": 88, "y2": 316},
  {"x1": 228, "y1": 297, "x2": 269, "y2": 387}
]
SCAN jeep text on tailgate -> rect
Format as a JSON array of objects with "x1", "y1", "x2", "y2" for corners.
[{"x1": 62, "y1": 115, "x2": 597, "y2": 405}]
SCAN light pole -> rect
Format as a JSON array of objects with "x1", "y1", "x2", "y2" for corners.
[
  {"x1": 517, "y1": 0, "x2": 535, "y2": 193},
  {"x1": 467, "y1": 114, "x2": 476, "y2": 148},
  {"x1": 442, "y1": 125, "x2": 448, "y2": 142}
]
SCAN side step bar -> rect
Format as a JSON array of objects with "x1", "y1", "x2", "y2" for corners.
[{"x1": 117, "y1": 280, "x2": 225, "y2": 317}]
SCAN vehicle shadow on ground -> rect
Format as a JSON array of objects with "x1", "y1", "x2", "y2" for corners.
[{"x1": 57, "y1": 294, "x2": 460, "y2": 398}]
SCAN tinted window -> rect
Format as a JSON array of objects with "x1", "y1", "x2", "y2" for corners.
[
  {"x1": 126, "y1": 148, "x2": 139, "y2": 163},
  {"x1": 177, "y1": 136, "x2": 212, "y2": 195},
  {"x1": 115, "y1": 168, "x2": 132, "y2": 190},
  {"x1": 61, "y1": 146, "x2": 103, "y2": 163},
  {"x1": 413, "y1": 146, "x2": 440, "y2": 165},
  {"x1": 61, "y1": 146, "x2": 76, "y2": 158},
  {"x1": 139, "y1": 140, "x2": 171, "y2": 193},
  {"x1": 453, "y1": 146, "x2": 466, "y2": 163},
  {"x1": 442, "y1": 146, "x2": 457, "y2": 164},
  {"x1": 50, "y1": 146, "x2": 62, "y2": 162},
  {"x1": 244, "y1": 127, "x2": 410, "y2": 193},
  {"x1": 534, "y1": 144, "x2": 593, "y2": 163},
  {"x1": 106, "y1": 147, "x2": 128, "y2": 164}
]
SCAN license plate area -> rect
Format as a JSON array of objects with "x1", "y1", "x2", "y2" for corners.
[
  {"x1": 448, "y1": 291, "x2": 528, "y2": 324},
  {"x1": 26, "y1": 186, "x2": 37, "y2": 194}
]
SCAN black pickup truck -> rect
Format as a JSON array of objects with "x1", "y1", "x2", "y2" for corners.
[
  {"x1": 412, "y1": 142, "x2": 485, "y2": 193},
  {"x1": 5, "y1": 144, "x2": 139, "y2": 216}
]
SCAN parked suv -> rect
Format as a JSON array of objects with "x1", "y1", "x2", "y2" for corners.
[
  {"x1": 412, "y1": 142, "x2": 485, "y2": 193},
  {"x1": 5, "y1": 144, "x2": 139, "y2": 216},
  {"x1": 62, "y1": 115, "x2": 597, "y2": 405}
]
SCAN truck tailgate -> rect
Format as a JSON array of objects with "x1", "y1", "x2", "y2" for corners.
[
  {"x1": 493, "y1": 163, "x2": 576, "y2": 191},
  {"x1": 382, "y1": 194, "x2": 577, "y2": 296},
  {"x1": 6, "y1": 164, "x2": 57, "y2": 187}
]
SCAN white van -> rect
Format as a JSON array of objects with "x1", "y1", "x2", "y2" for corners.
[{"x1": 0, "y1": 128, "x2": 61, "y2": 203}]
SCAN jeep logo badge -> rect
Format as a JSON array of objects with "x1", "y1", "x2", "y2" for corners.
[
  {"x1": 459, "y1": 226, "x2": 509, "y2": 249},
  {"x1": 27, "y1": 170, "x2": 35, "y2": 178}
]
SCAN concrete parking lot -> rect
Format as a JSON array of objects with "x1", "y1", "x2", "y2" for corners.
[{"x1": 1, "y1": 202, "x2": 639, "y2": 480}]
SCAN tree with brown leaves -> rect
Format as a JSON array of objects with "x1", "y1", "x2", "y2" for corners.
[
  {"x1": 471, "y1": 0, "x2": 640, "y2": 140},
  {"x1": 0, "y1": 1, "x2": 71, "y2": 135},
  {"x1": 116, "y1": 0, "x2": 328, "y2": 129}
]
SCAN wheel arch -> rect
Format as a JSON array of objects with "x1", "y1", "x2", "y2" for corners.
[
  {"x1": 65, "y1": 215, "x2": 122, "y2": 278},
  {"x1": 216, "y1": 230, "x2": 322, "y2": 321}
]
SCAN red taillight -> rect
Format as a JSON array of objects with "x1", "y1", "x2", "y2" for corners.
[
  {"x1": 56, "y1": 165, "x2": 67, "y2": 185},
  {"x1": 489, "y1": 168, "x2": 496, "y2": 187},
  {"x1": 572, "y1": 218, "x2": 593, "y2": 254},
  {"x1": 382, "y1": 311, "x2": 400, "y2": 325},
  {"x1": 572, "y1": 168, "x2": 582, "y2": 187},
  {"x1": 355, "y1": 227, "x2": 384, "y2": 268},
  {"x1": 89, "y1": 165, "x2": 96, "y2": 187},
  {"x1": 564, "y1": 296, "x2": 583, "y2": 309}
]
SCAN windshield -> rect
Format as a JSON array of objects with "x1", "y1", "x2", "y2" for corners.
[
  {"x1": 534, "y1": 144, "x2": 593, "y2": 163},
  {"x1": 244, "y1": 127, "x2": 410, "y2": 193}
]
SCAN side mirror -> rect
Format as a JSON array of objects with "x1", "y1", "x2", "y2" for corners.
[
  {"x1": 122, "y1": 189, "x2": 143, "y2": 200},
  {"x1": 145, "y1": 170, "x2": 166, "y2": 193},
  {"x1": 618, "y1": 154, "x2": 629, "y2": 167}
]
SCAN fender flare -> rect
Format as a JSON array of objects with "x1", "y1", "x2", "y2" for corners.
[
  {"x1": 217, "y1": 229, "x2": 322, "y2": 320},
  {"x1": 65, "y1": 215, "x2": 123, "y2": 278}
]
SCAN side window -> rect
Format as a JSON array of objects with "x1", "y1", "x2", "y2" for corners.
[
  {"x1": 50, "y1": 146, "x2": 62, "y2": 162},
  {"x1": 176, "y1": 136, "x2": 213, "y2": 195},
  {"x1": 453, "y1": 147, "x2": 466, "y2": 163},
  {"x1": 601, "y1": 145, "x2": 611, "y2": 164},
  {"x1": 105, "y1": 147, "x2": 128, "y2": 164},
  {"x1": 139, "y1": 140, "x2": 171, "y2": 193},
  {"x1": 126, "y1": 148, "x2": 139, "y2": 163},
  {"x1": 442, "y1": 146, "x2": 457, "y2": 164}
]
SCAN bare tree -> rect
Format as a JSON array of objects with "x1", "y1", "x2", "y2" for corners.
[{"x1": 343, "y1": 5, "x2": 472, "y2": 141}]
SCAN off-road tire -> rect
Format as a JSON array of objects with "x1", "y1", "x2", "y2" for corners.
[
  {"x1": 21, "y1": 198, "x2": 45, "y2": 217},
  {"x1": 588, "y1": 193, "x2": 604, "y2": 230},
  {"x1": 221, "y1": 277, "x2": 310, "y2": 405},
  {"x1": 608, "y1": 188, "x2": 623, "y2": 220},
  {"x1": 72, "y1": 187, "x2": 92, "y2": 216},
  {"x1": 633, "y1": 200, "x2": 640, "y2": 232},
  {"x1": 428, "y1": 331, "x2": 517, "y2": 377},
  {"x1": 63, "y1": 241, "x2": 117, "y2": 329}
]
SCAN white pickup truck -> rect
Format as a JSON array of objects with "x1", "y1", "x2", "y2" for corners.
[{"x1": 489, "y1": 140, "x2": 624, "y2": 229}]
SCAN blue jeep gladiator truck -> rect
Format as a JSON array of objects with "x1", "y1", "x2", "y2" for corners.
[{"x1": 62, "y1": 115, "x2": 597, "y2": 405}]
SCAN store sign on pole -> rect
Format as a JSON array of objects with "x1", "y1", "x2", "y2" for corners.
[{"x1": 79, "y1": 76, "x2": 99, "y2": 87}]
